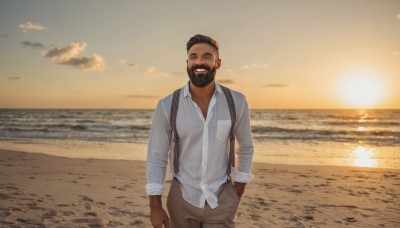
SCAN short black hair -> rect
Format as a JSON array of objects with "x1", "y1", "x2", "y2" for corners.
[{"x1": 186, "y1": 34, "x2": 219, "y2": 53}]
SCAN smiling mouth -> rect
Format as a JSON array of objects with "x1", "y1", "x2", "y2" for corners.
[{"x1": 194, "y1": 68, "x2": 208, "y2": 73}]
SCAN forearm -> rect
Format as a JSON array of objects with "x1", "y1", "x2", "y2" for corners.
[
  {"x1": 149, "y1": 195, "x2": 163, "y2": 209},
  {"x1": 149, "y1": 195, "x2": 170, "y2": 228}
]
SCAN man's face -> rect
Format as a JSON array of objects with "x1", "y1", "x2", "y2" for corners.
[{"x1": 187, "y1": 43, "x2": 221, "y2": 88}]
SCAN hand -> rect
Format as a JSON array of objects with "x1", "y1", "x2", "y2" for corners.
[
  {"x1": 150, "y1": 207, "x2": 170, "y2": 228},
  {"x1": 233, "y1": 182, "x2": 246, "y2": 199},
  {"x1": 149, "y1": 195, "x2": 170, "y2": 228}
]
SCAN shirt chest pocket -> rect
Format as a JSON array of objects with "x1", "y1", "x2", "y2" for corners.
[{"x1": 216, "y1": 120, "x2": 231, "y2": 142}]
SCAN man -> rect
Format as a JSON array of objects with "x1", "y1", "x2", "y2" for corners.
[{"x1": 146, "y1": 34, "x2": 254, "y2": 228}]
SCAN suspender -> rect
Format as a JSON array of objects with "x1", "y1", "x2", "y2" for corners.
[
  {"x1": 170, "y1": 88, "x2": 181, "y2": 174},
  {"x1": 221, "y1": 85, "x2": 236, "y2": 177},
  {"x1": 170, "y1": 85, "x2": 236, "y2": 177}
]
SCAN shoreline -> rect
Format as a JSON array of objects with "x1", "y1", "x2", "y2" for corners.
[
  {"x1": 1, "y1": 139, "x2": 399, "y2": 170},
  {"x1": 1, "y1": 147, "x2": 399, "y2": 171},
  {"x1": 1, "y1": 149, "x2": 399, "y2": 227}
]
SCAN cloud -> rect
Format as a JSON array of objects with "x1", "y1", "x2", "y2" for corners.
[
  {"x1": 43, "y1": 42, "x2": 87, "y2": 62},
  {"x1": 263, "y1": 84, "x2": 290, "y2": 88},
  {"x1": 19, "y1": 22, "x2": 47, "y2": 32},
  {"x1": 159, "y1": 72, "x2": 171, "y2": 77},
  {"x1": 42, "y1": 42, "x2": 105, "y2": 71},
  {"x1": 144, "y1": 66, "x2": 170, "y2": 77},
  {"x1": 124, "y1": 94, "x2": 159, "y2": 99},
  {"x1": 119, "y1": 59, "x2": 139, "y2": 69},
  {"x1": 242, "y1": 63, "x2": 269, "y2": 69},
  {"x1": 127, "y1": 63, "x2": 138, "y2": 69},
  {"x1": 217, "y1": 79, "x2": 236, "y2": 85},
  {"x1": 251, "y1": 63, "x2": 269, "y2": 68},
  {"x1": 146, "y1": 66, "x2": 157, "y2": 74},
  {"x1": 61, "y1": 55, "x2": 105, "y2": 71},
  {"x1": 20, "y1": 41, "x2": 45, "y2": 49},
  {"x1": 8, "y1": 76, "x2": 22, "y2": 80}
]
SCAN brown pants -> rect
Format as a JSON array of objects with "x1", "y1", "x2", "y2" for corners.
[{"x1": 166, "y1": 178, "x2": 240, "y2": 228}]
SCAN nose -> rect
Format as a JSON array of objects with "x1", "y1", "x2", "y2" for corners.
[{"x1": 193, "y1": 57, "x2": 205, "y2": 65}]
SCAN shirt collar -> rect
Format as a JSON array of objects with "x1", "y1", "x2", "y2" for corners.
[{"x1": 183, "y1": 81, "x2": 223, "y2": 98}]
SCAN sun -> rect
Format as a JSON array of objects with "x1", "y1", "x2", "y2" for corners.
[{"x1": 338, "y1": 69, "x2": 386, "y2": 108}]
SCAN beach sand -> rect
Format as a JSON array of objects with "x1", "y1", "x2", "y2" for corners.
[{"x1": 0, "y1": 149, "x2": 399, "y2": 227}]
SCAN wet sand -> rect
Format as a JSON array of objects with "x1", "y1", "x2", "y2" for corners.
[{"x1": 0, "y1": 149, "x2": 399, "y2": 227}]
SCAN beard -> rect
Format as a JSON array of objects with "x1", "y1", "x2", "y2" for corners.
[{"x1": 187, "y1": 64, "x2": 217, "y2": 88}]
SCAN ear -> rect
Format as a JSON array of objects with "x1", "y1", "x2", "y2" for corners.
[{"x1": 216, "y1": 58, "x2": 221, "y2": 69}]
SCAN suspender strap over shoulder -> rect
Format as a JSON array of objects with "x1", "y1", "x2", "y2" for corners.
[
  {"x1": 220, "y1": 85, "x2": 236, "y2": 177},
  {"x1": 170, "y1": 88, "x2": 181, "y2": 174}
]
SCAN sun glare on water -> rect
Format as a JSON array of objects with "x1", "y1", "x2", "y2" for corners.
[
  {"x1": 338, "y1": 69, "x2": 386, "y2": 108},
  {"x1": 351, "y1": 146, "x2": 377, "y2": 168}
]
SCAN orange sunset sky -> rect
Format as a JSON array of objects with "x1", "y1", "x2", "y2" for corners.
[{"x1": 1, "y1": 0, "x2": 400, "y2": 109}]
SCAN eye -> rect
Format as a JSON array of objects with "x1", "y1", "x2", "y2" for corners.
[{"x1": 204, "y1": 54, "x2": 213, "y2": 59}]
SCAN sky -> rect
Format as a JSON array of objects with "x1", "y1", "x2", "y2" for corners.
[{"x1": 1, "y1": 0, "x2": 400, "y2": 109}]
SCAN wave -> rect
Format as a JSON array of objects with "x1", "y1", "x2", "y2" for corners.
[
  {"x1": 253, "y1": 135, "x2": 400, "y2": 147},
  {"x1": 252, "y1": 125, "x2": 400, "y2": 136},
  {"x1": 325, "y1": 121, "x2": 400, "y2": 126},
  {"x1": 1, "y1": 109, "x2": 399, "y2": 146},
  {"x1": 251, "y1": 126, "x2": 400, "y2": 146},
  {"x1": 70, "y1": 125, "x2": 87, "y2": 131}
]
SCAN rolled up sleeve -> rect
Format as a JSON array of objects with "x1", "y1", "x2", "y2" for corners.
[
  {"x1": 146, "y1": 100, "x2": 172, "y2": 195},
  {"x1": 233, "y1": 97, "x2": 254, "y2": 183}
]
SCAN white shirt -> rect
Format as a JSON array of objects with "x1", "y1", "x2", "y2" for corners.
[{"x1": 146, "y1": 82, "x2": 254, "y2": 209}]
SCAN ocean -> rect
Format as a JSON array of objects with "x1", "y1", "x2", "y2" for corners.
[{"x1": 0, "y1": 109, "x2": 399, "y2": 169}]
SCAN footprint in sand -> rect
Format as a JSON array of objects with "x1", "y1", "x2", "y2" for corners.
[
  {"x1": 84, "y1": 212, "x2": 97, "y2": 217},
  {"x1": 62, "y1": 211, "x2": 75, "y2": 216},
  {"x1": 79, "y1": 195, "x2": 94, "y2": 202},
  {"x1": 7, "y1": 207, "x2": 22, "y2": 212},
  {"x1": 96, "y1": 202, "x2": 106, "y2": 206},
  {"x1": 71, "y1": 218, "x2": 103, "y2": 227},
  {"x1": 41, "y1": 210, "x2": 57, "y2": 220},
  {"x1": 344, "y1": 217, "x2": 357, "y2": 223},
  {"x1": 70, "y1": 196, "x2": 103, "y2": 227},
  {"x1": 131, "y1": 220, "x2": 145, "y2": 226},
  {"x1": 0, "y1": 183, "x2": 19, "y2": 191},
  {"x1": 0, "y1": 193, "x2": 15, "y2": 200},
  {"x1": 123, "y1": 201, "x2": 136, "y2": 206},
  {"x1": 79, "y1": 195, "x2": 94, "y2": 210},
  {"x1": 107, "y1": 220, "x2": 125, "y2": 227},
  {"x1": 56, "y1": 204, "x2": 70, "y2": 207},
  {"x1": 0, "y1": 210, "x2": 11, "y2": 219},
  {"x1": 303, "y1": 215, "x2": 314, "y2": 221}
]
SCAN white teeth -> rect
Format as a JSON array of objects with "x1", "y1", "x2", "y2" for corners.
[{"x1": 195, "y1": 68, "x2": 206, "y2": 72}]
